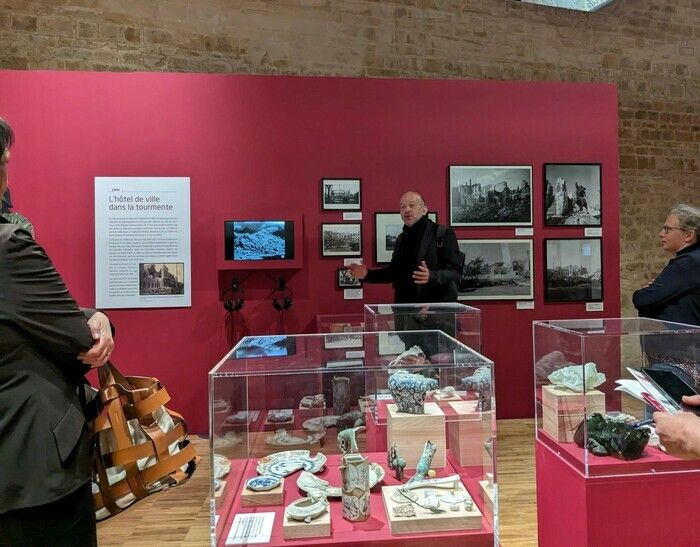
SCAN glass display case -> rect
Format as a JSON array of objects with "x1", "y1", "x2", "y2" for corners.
[
  {"x1": 364, "y1": 303, "x2": 482, "y2": 353},
  {"x1": 210, "y1": 330, "x2": 497, "y2": 546},
  {"x1": 533, "y1": 317, "x2": 700, "y2": 477}
]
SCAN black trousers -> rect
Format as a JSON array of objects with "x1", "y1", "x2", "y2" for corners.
[{"x1": 0, "y1": 481, "x2": 97, "y2": 546}]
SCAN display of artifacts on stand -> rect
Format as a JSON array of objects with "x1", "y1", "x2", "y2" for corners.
[
  {"x1": 374, "y1": 212, "x2": 438, "y2": 263},
  {"x1": 388, "y1": 443, "x2": 406, "y2": 481},
  {"x1": 457, "y1": 239, "x2": 534, "y2": 300},
  {"x1": 449, "y1": 165, "x2": 533, "y2": 226},
  {"x1": 544, "y1": 163, "x2": 602, "y2": 227},
  {"x1": 337, "y1": 425, "x2": 365, "y2": 455},
  {"x1": 320, "y1": 223, "x2": 362, "y2": 257},
  {"x1": 544, "y1": 238, "x2": 603, "y2": 302},
  {"x1": 340, "y1": 453, "x2": 371, "y2": 522},
  {"x1": 264, "y1": 409, "x2": 294, "y2": 426},
  {"x1": 265, "y1": 429, "x2": 326, "y2": 447},
  {"x1": 223, "y1": 410, "x2": 260, "y2": 427},
  {"x1": 321, "y1": 178, "x2": 361, "y2": 211},
  {"x1": 210, "y1": 331, "x2": 498, "y2": 546},
  {"x1": 574, "y1": 413, "x2": 650, "y2": 460},
  {"x1": 299, "y1": 394, "x2": 325, "y2": 410}
]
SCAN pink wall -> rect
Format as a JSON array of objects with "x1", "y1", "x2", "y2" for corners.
[{"x1": 0, "y1": 71, "x2": 619, "y2": 432}]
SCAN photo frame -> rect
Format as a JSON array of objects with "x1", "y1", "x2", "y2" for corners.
[
  {"x1": 321, "y1": 178, "x2": 361, "y2": 211},
  {"x1": 544, "y1": 238, "x2": 603, "y2": 302},
  {"x1": 323, "y1": 333, "x2": 364, "y2": 350},
  {"x1": 320, "y1": 223, "x2": 362, "y2": 257},
  {"x1": 374, "y1": 212, "x2": 438, "y2": 264},
  {"x1": 449, "y1": 165, "x2": 532, "y2": 226},
  {"x1": 337, "y1": 267, "x2": 362, "y2": 288},
  {"x1": 457, "y1": 239, "x2": 534, "y2": 300},
  {"x1": 544, "y1": 164, "x2": 602, "y2": 226}
]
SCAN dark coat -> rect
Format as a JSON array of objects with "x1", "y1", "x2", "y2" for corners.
[
  {"x1": 365, "y1": 216, "x2": 462, "y2": 303},
  {"x1": 632, "y1": 241, "x2": 700, "y2": 326},
  {"x1": 0, "y1": 219, "x2": 95, "y2": 513}
]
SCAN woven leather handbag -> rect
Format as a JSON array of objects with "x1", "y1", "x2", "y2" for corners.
[{"x1": 91, "y1": 362, "x2": 199, "y2": 519}]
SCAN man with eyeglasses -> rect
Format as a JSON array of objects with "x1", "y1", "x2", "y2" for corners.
[{"x1": 633, "y1": 203, "x2": 700, "y2": 326}]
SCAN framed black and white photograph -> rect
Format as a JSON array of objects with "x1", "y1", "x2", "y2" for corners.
[
  {"x1": 544, "y1": 164, "x2": 602, "y2": 226},
  {"x1": 545, "y1": 238, "x2": 603, "y2": 302},
  {"x1": 321, "y1": 223, "x2": 362, "y2": 257},
  {"x1": 449, "y1": 165, "x2": 532, "y2": 226},
  {"x1": 374, "y1": 212, "x2": 438, "y2": 264},
  {"x1": 457, "y1": 239, "x2": 534, "y2": 300},
  {"x1": 337, "y1": 267, "x2": 362, "y2": 288},
  {"x1": 324, "y1": 333, "x2": 364, "y2": 350},
  {"x1": 139, "y1": 262, "x2": 185, "y2": 295},
  {"x1": 321, "y1": 178, "x2": 361, "y2": 211}
]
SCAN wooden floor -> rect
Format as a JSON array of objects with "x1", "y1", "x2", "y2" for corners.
[{"x1": 97, "y1": 419, "x2": 537, "y2": 546}]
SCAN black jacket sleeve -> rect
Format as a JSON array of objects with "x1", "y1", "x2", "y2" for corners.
[
  {"x1": 0, "y1": 226, "x2": 94, "y2": 372},
  {"x1": 364, "y1": 235, "x2": 402, "y2": 284},
  {"x1": 632, "y1": 254, "x2": 699, "y2": 315},
  {"x1": 429, "y1": 227, "x2": 462, "y2": 287}
]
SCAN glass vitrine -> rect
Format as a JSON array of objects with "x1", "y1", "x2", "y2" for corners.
[{"x1": 209, "y1": 330, "x2": 497, "y2": 546}]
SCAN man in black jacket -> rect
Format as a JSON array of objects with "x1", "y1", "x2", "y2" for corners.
[
  {"x1": 633, "y1": 203, "x2": 700, "y2": 326},
  {"x1": 349, "y1": 191, "x2": 463, "y2": 358},
  {"x1": 349, "y1": 191, "x2": 462, "y2": 303}
]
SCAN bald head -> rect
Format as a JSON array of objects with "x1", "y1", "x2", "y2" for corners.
[{"x1": 399, "y1": 191, "x2": 427, "y2": 227}]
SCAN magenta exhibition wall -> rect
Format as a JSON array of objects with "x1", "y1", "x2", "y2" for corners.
[{"x1": 0, "y1": 71, "x2": 619, "y2": 432}]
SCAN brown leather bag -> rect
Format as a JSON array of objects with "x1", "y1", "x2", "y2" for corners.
[{"x1": 91, "y1": 363, "x2": 199, "y2": 518}]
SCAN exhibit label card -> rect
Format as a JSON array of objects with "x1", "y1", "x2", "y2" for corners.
[
  {"x1": 95, "y1": 177, "x2": 191, "y2": 308},
  {"x1": 226, "y1": 512, "x2": 275, "y2": 545}
]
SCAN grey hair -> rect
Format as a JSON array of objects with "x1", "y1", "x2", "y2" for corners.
[{"x1": 670, "y1": 203, "x2": 700, "y2": 238}]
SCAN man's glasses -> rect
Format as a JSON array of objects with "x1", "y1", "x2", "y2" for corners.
[{"x1": 661, "y1": 225, "x2": 686, "y2": 234}]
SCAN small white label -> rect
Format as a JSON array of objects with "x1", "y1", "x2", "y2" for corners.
[
  {"x1": 344, "y1": 258, "x2": 362, "y2": 266},
  {"x1": 344, "y1": 289, "x2": 363, "y2": 300},
  {"x1": 586, "y1": 302, "x2": 604, "y2": 312},
  {"x1": 585, "y1": 228, "x2": 602, "y2": 237},
  {"x1": 346, "y1": 350, "x2": 365, "y2": 358},
  {"x1": 516, "y1": 300, "x2": 535, "y2": 309},
  {"x1": 226, "y1": 512, "x2": 275, "y2": 545},
  {"x1": 515, "y1": 227, "x2": 534, "y2": 236},
  {"x1": 343, "y1": 212, "x2": 362, "y2": 221}
]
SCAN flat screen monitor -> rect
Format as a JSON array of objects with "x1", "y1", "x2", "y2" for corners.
[
  {"x1": 234, "y1": 336, "x2": 297, "y2": 358},
  {"x1": 224, "y1": 220, "x2": 295, "y2": 261}
]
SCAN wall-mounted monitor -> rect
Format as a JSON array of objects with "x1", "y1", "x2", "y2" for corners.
[
  {"x1": 225, "y1": 220, "x2": 295, "y2": 261},
  {"x1": 217, "y1": 213, "x2": 303, "y2": 270}
]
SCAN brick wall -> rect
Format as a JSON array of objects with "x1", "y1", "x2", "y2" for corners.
[{"x1": 1, "y1": 0, "x2": 697, "y2": 314}]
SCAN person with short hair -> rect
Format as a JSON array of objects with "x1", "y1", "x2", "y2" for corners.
[
  {"x1": 0, "y1": 116, "x2": 113, "y2": 546},
  {"x1": 633, "y1": 203, "x2": 700, "y2": 326},
  {"x1": 348, "y1": 191, "x2": 462, "y2": 303}
]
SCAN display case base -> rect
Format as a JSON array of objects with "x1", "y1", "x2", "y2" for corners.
[
  {"x1": 541, "y1": 385, "x2": 605, "y2": 442},
  {"x1": 386, "y1": 402, "x2": 446, "y2": 469},
  {"x1": 536, "y1": 438, "x2": 700, "y2": 547},
  {"x1": 380, "y1": 483, "x2": 482, "y2": 535},
  {"x1": 282, "y1": 508, "x2": 331, "y2": 539},
  {"x1": 241, "y1": 478, "x2": 285, "y2": 507}
]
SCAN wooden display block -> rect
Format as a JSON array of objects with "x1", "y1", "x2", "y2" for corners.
[
  {"x1": 381, "y1": 483, "x2": 482, "y2": 535},
  {"x1": 478, "y1": 479, "x2": 495, "y2": 515},
  {"x1": 282, "y1": 507, "x2": 330, "y2": 539},
  {"x1": 447, "y1": 401, "x2": 492, "y2": 467},
  {"x1": 541, "y1": 385, "x2": 606, "y2": 442},
  {"x1": 387, "y1": 402, "x2": 446, "y2": 469},
  {"x1": 240, "y1": 478, "x2": 285, "y2": 507}
]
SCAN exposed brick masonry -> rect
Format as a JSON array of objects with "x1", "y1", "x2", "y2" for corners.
[{"x1": 0, "y1": 0, "x2": 698, "y2": 313}]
